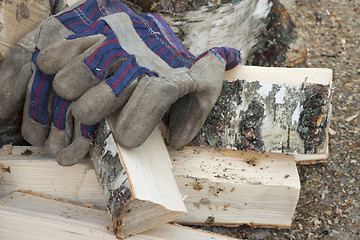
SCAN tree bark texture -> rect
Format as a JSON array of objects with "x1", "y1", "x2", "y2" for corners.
[
  {"x1": 129, "y1": 0, "x2": 300, "y2": 66},
  {"x1": 190, "y1": 79, "x2": 331, "y2": 154}
]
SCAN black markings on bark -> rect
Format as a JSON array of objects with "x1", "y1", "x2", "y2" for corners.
[
  {"x1": 191, "y1": 81, "x2": 265, "y2": 152},
  {"x1": 297, "y1": 84, "x2": 329, "y2": 154},
  {"x1": 190, "y1": 80, "x2": 243, "y2": 148},
  {"x1": 191, "y1": 79, "x2": 329, "y2": 154},
  {"x1": 237, "y1": 100, "x2": 265, "y2": 153},
  {"x1": 247, "y1": 0, "x2": 296, "y2": 66},
  {"x1": 94, "y1": 120, "x2": 132, "y2": 223}
]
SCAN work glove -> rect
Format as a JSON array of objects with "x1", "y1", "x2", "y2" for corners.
[{"x1": 0, "y1": 0, "x2": 241, "y2": 166}]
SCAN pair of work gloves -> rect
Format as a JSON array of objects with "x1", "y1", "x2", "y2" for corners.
[{"x1": 0, "y1": 0, "x2": 241, "y2": 166}]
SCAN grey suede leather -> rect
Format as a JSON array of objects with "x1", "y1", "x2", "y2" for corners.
[
  {"x1": 0, "y1": 46, "x2": 33, "y2": 120},
  {"x1": 0, "y1": 10, "x2": 227, "y2": 166},
  {"x1": 38, "y1": 13, "x2": 226, "y2": 149},
  {"x1": 0, "y1": 14, "x2": 91, "y2": 165}
]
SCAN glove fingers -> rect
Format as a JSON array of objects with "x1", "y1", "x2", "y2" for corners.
[
  {"x1": 22, "y1": 72, "x2": 55, "y2": 146},
  {"x1": 56, "y1": 121, "x2": 91, "y2": 166},
  {"x1": 37, "y1": 34, "x2": 106, "y2": 75},
  {"x1": 51, "y1": 36, "x2": 120, "y2": 101},
  {"x1": 0, "y1": 46, "x2": 33, "y2": 119},
  {"x1": 45, "y1": 124, "x2": 73, "y2": 157},
  {"x1": 71, "y1": 57, "x2": 148, "y2": 125},
  {"x1": 114, "y1": 76, "x2": 180, "y2": 148},
  {"x1": 72, "y1": 80, "x2": 137, "y2": 125},
  {"x1": 168, "y1": 93, "x2": 216, "y2": 149},
  {"x1": 45, "y1": 95, "x2": 73, "y2": 155},
  {"x1": 22, "y1": 105, "x2": 50, "y2": 147},
  {"x1": 169, "y1": 53, "x2": 227, "y2": 149}
]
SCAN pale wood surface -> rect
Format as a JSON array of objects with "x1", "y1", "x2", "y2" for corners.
[
  {"x1": 170, "y1": 146, "x2": 300, "y2": 227},
  {"x1": 0, "y1": 145, "x2": 106, "y2": 208},
  {"x1": 224, "y1": 66, "x2": 332, "y2": 85},
  {"x1": 0, "y1": 191, "x2": 237, "y2": 240},
  {"x1": 0, "y1": 0, "x2": 50, "y2": 59},
  {"x1": 1, "y1": 145, "x2": 300, "y2": 228}
]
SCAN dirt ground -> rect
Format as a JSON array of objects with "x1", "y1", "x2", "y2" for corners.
[
  {"x1": 1, "y1": 0, "x2": 358, "y2": 239},
  {"x1": 199, "y1": 0, "x2": 360, "y2": 239}
]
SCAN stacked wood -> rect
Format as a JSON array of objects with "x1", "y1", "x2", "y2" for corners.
[
  {"x1": 93, "y1": 117, "x2": 300, "y2": 229},
  {"x1": 0, "y1": 0, "x2": 332, "y2": 238},
  {"x1": 155, "y1": 0, "x2": 305, "y2": 67},
  {"x1": 0, "y1": 191, "x2": 237, "y2": 240},
  {"x1": 0, "y1": 0, "x2": 305, "y2": 150},
  {"x1": 0, "y1": 143, "x2": 300, "y2": 232}
]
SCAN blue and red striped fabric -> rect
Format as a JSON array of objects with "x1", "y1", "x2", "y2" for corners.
[
  {"x1": 53, "y1": 95, "x2": 71, "y2": 131},
  {"x1": 29, "y1": 49, "x2": 55, "y2": 125},
  {"x1": 29, "y1": 0, "x2": 241, "y2": 140}
]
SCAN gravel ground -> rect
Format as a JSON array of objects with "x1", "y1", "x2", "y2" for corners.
[
  {"x1": 1, "y1": 1, "x2": 358, "y2": 239},
  {"x1": 200, "y1": 0, "x2": 360, "y2": 239}
]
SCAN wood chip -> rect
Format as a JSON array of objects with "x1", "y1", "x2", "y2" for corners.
[
  {"x1": 328, "y1": 128, "x2": 337, "y2": 136},
  {"x1": 345, "y1": 114, "x2": 358, "y2": 122}
]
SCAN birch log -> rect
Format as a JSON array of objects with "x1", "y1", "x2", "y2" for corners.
[
  {"x1": 159, "y1": 0, "x2": 303, "y2": 67},
  {"x1": 189, "y1": 66, "x2": 332, "y2": 158},
  {"x1": 0, "y1": 0, "x2": 50, "y2": 59},
  {"x1": 91, "y1": 118, "x2": 187, "y2": 238},
  {"x1": 0, "y1": 191, "x2": 237, "y2": 240}
]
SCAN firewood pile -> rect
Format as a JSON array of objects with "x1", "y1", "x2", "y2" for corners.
[{"x1": 0, "y1": 0, "x2": 332, "y2": 239}]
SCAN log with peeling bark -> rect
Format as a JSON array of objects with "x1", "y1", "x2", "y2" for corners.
[
  {"x1": 1, "y1": 144, "x2": 300, "y2": 229},
  {"x1": 0, "y1": 191, "x2": 237, "y2": 240},
  {"x1": 0, "y1": 0, "x2": 51, "y2": 60},
  {"x1": 188, "y1": 66, "x2": 332, "y2": 161},
  {"x1": 91, "y1": 117, "x2": 187, "y2": 238},
  {"x1": 156, "y1": 0, "x2": 304, "y2": 67}
]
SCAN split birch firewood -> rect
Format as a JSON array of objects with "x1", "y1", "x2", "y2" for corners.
[
  {"x1": 187, "y1": 66, "x2": 332, "y2": 163},
  {"x1": 91, "y1": 117, "x2": 187, "y2": 238},
  {"x1": 1, "y1": 144, "x2": 300, "y2": 229},
  {"x1": 170, "y1": 146, "x2": 300, "y2": 227},
  {"x1": 0, "y1": 145, "x2": 106, "y2": 208},
  {"x1": 0, "y1": 191, "x2": 237, "y2": 240},
  {"x1": 0, "y1": 0, "x2": 50, "y2": 60},
  {"x1": 93, "y1": 120, "x2": 300, "y2": 228}
]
